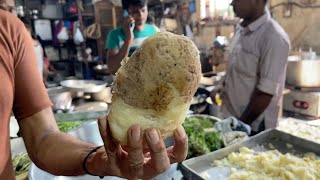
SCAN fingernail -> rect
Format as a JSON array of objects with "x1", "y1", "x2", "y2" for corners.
[
  {"x1": 148, "y1": 128, "x2": 159, "y2": 144},
  {"x1": 131, "y1": 125, "x2": 141, "y2": 142},
  {"x1": 176, "y1": 126, "x2": 186, "y2": 139}
]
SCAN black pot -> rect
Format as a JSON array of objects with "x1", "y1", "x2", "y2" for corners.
[
  {"x1": 190, "y1": 87, "x2": 211, "y2": 114},
  {"x1": 93, "y1": 64, "x2": 111, "y2": 75}
]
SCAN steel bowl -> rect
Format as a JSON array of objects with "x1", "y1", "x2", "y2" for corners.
[
  {"x1": 60, "y1": 80, "x2": 107, "y2": 93},
  {"x1": 47, "y1": 87, "x2": 72, "y2": 112}
]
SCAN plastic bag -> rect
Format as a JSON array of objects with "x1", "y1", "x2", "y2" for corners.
[
  {"x1": 57, "y1": 27, "x2": 68, "y2": 43},
  {"x1": 74, "y1": 28, "x2": 84, "y2": 45}
]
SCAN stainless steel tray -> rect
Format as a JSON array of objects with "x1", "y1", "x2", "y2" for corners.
[{"x1": 181, "y1": 129, "x2": 320, "y2": 180}]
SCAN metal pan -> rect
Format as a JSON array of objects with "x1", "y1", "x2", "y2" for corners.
[
  {"x1": 60, "y1": 80, "x2": 107, "y2": 93},
  {"x1": 181, "y1": 129, "x2": 320, "y2": 180}
]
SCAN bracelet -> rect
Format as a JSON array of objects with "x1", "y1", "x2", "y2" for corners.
[{"x1": 82, "y1": 145, "x2": 104, "y2": 179}]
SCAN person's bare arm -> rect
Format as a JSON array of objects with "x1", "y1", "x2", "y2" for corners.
[
  {"x1": 107, "y1": 41, "x2": 132, "y2": 74},
  {"x1": 42, "y1": 65, "x2": 48, "y2": 86},
  {"x1": 107, "y1": 16, "x2": 134, "y2": 74},
  {"x1": 18, "y1": 107, "x2": 96, "y2": 176},
  {"x1": 40, "y1": 46, "x2": 48, "y2": 86},
  {"x1": 240, "y1": 89, "x2": 273, "y2": 125}
]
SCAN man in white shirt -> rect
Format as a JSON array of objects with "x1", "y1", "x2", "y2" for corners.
[{"x1": 214, "y1": 0, "x2": 291, "y2": 135}]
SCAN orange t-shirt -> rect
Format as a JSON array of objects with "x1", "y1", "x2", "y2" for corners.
[{"x1": 0, "y1": 10, "x2": 52, "y2": 179}]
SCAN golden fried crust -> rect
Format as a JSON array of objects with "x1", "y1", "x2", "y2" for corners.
[{"x1": 112, "y1": 32, "x2": 201, "y2": 111}]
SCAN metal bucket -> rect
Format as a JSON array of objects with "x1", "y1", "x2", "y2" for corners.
[
  {"x1": 47, "y1": 87, "x2": 72, "y2": 112},
  {"x1": 286, "y1": 57, "x2": 320, "y2": 88}
]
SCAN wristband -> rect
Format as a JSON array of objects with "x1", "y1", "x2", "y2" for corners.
[{"x1": 82, "y1": 145, "x2": 104, "y2": 179}]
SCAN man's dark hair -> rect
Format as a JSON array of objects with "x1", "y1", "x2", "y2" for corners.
[{"x1": 122, "y1": 0, "x2": 148, "y2": 10}]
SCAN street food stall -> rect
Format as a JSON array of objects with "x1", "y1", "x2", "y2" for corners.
[{"x1": 5, "y1": 0, "x2": 320, "y2": 180}]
